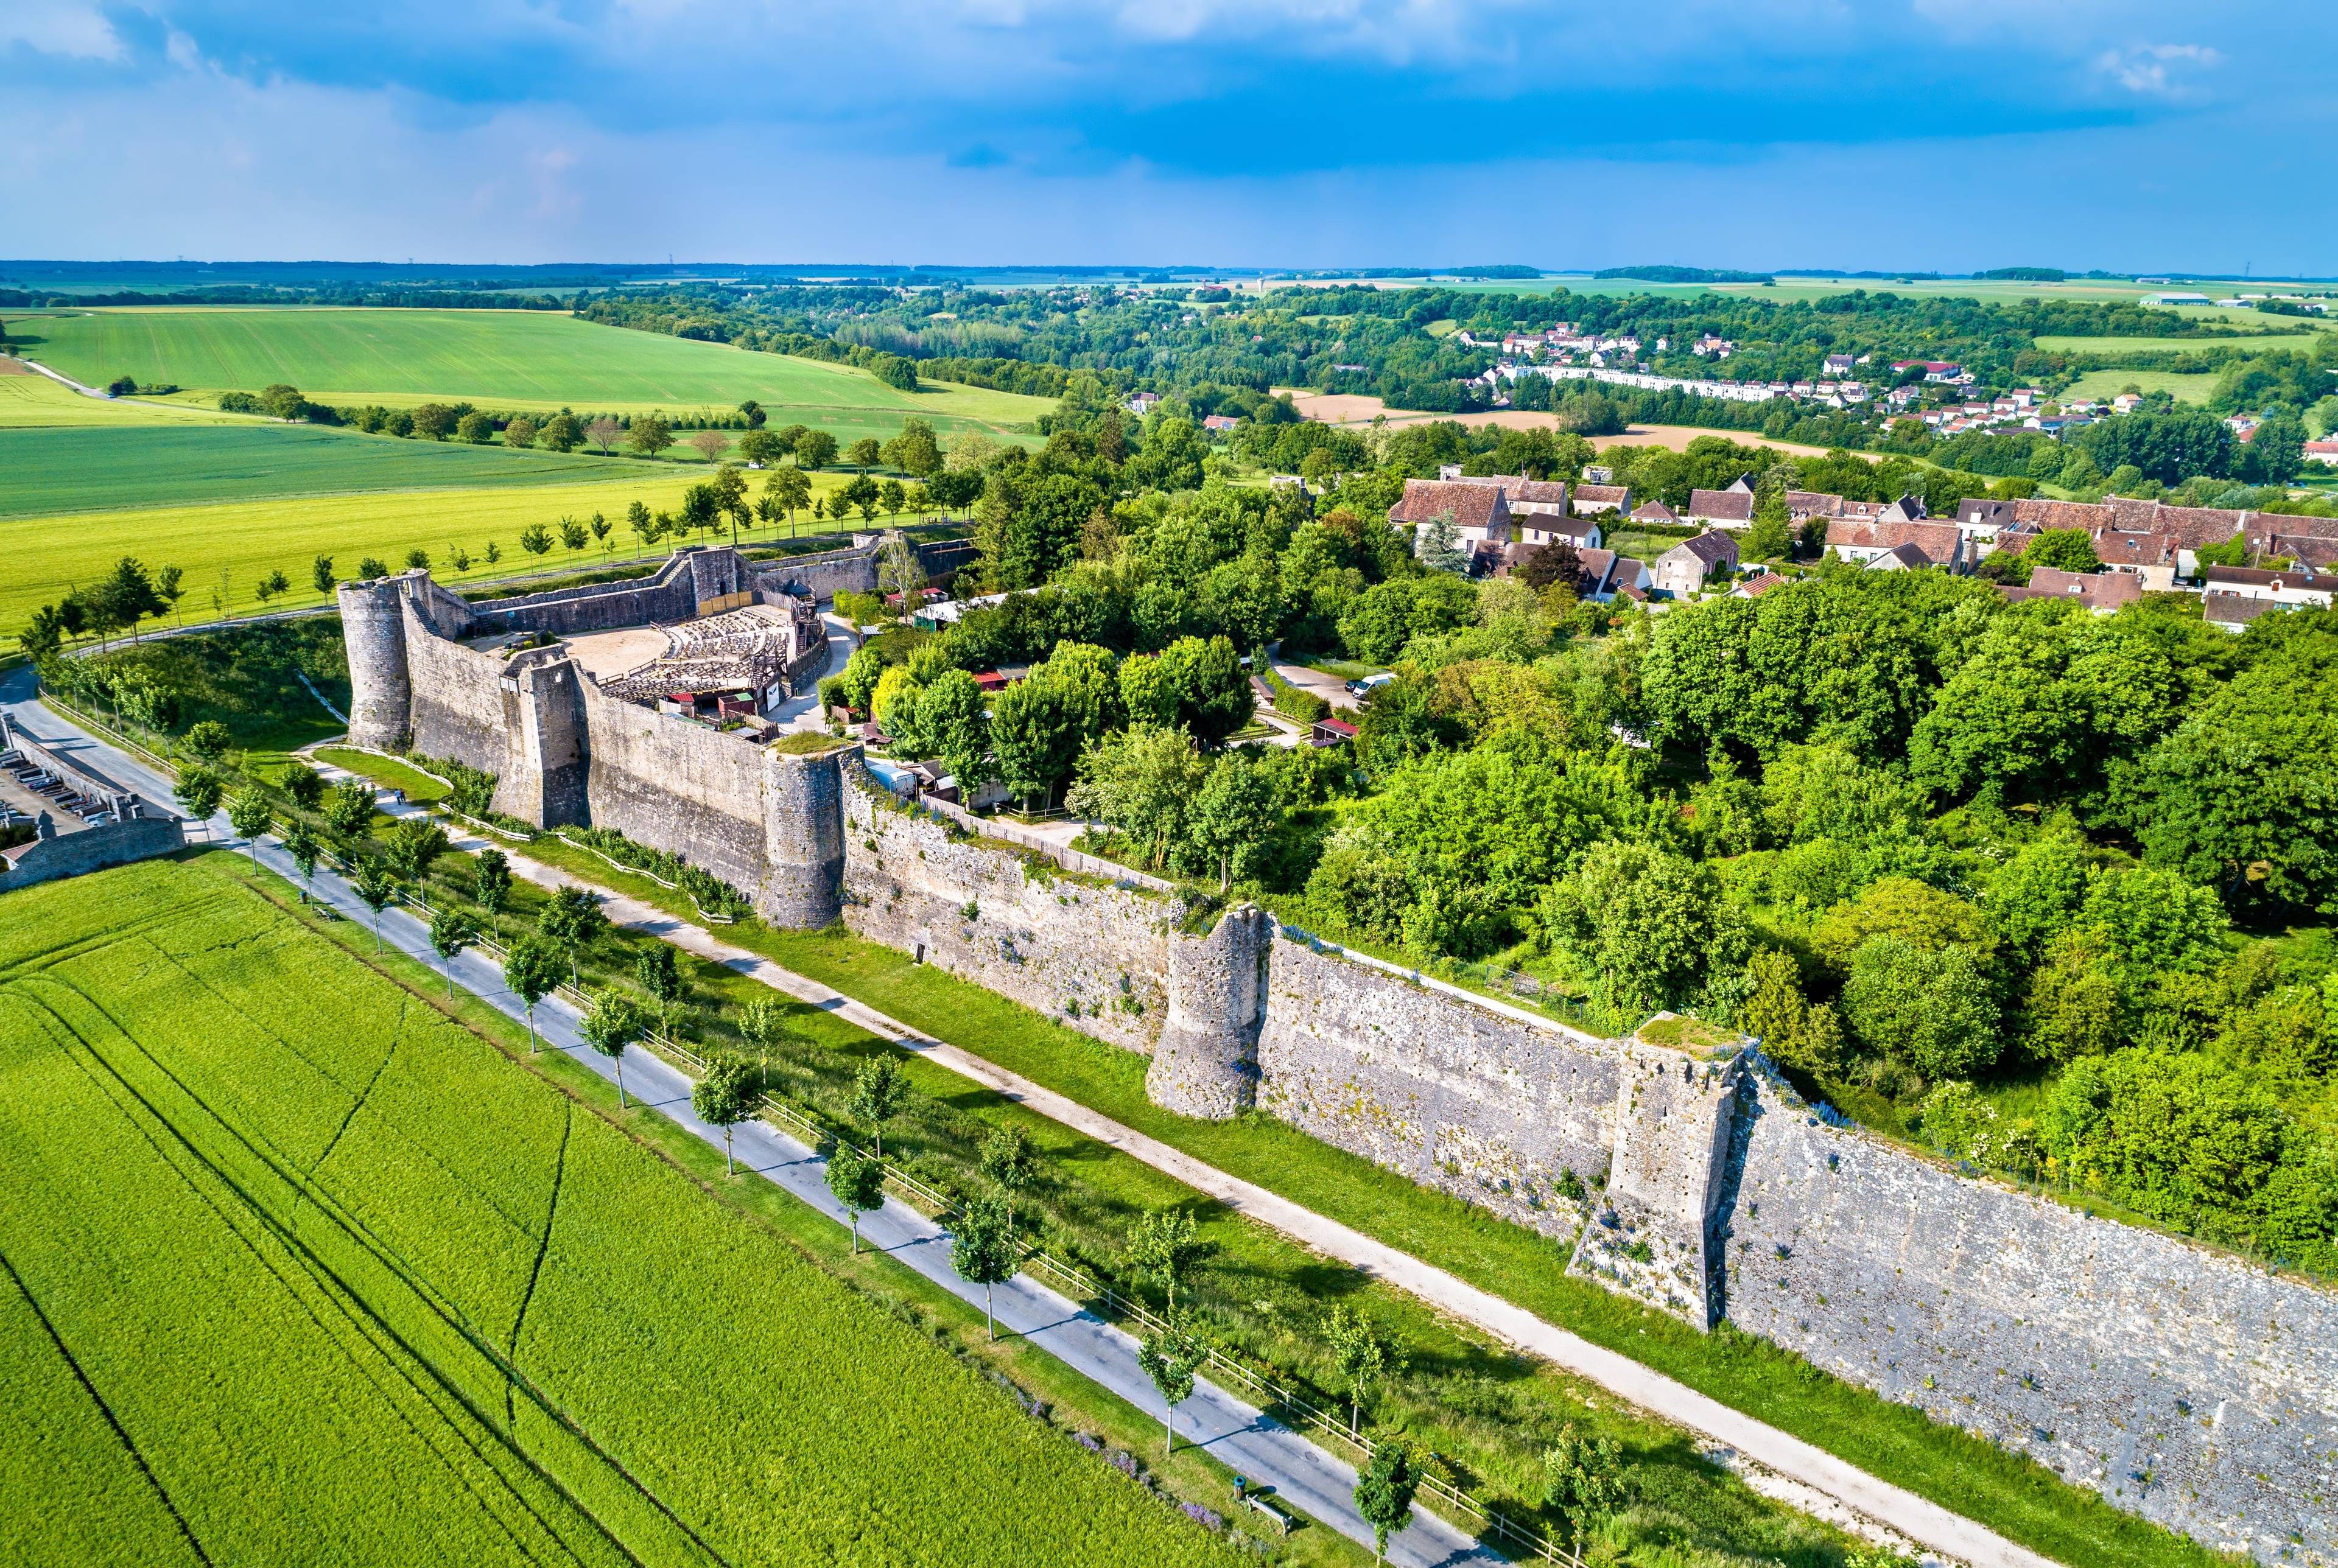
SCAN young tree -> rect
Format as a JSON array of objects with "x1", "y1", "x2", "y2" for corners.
[
  {"x1": 1126, "y1": 1208, "x2": 1212, "y2": 1315},
  {"x1": 1323, "y1": 1304, "x2": 1390, "y2": 1438},
  {"x1": 737, "y1": 428, "x2": 785, "y2": 467},
  {"x1": 826, "y1": 1143, "x2": 886, "y2": 1251},
  {"x1": 323, "y1": 776, "x2": 377, "y2": 837},
  {"x1": 353, "y1": 859, "x2": 399, "y2": 952},
  {"x1": 1136, "y1": 1320, "x2": 1205, "y2": 1456},
  {"x1": 312, "y1": 554, "x2": 337, "y2": 594},
  {"x1": 690, "y1": 1052, "x2": 756, "y2": 1174},
  {"x1": 1355, "y1": 1440, "x2": 1423, "y2": 1565},
  {"x1": 1542, "y1": 1423, "x2": 1626, "y2": 1567},
  {"x1": 559, "y1": 516, "x2": 589, "y2": 555},
  {"x1": 175, "y1": 766, "x2": 225, "y2": 838},
  {"x1": 978, "y1": 1125, "x2": 1037, "y2": 1234},
  {"x1": 504, "y1": 415, "x2": 538, "y2": 449},
  {"x1": 879, "y1": 477, "x2": 907, "y2": 517},
  {"x1": 155, "y1": 564, "x2": 185, "y2": 627},
  {"x1": 539, "y1": 411, "x2": 581, "y2": 452},
  {"x1": 538, "y1": 886, "x2": 608, "y2": 989},
  {"x1": 580, "y1": 989, "x2": 647, "y2": 1106},
  {"x1": 688, "y1": 427, "x2": 732, "y2": 466},
  {"x1": 765, "y1": 464, "x2": 812, "y2": 530},
  {"x1": 382, "y1": 818, "x2": 448, "y2": 891},
  {"x1": 793, "y1": 428, "x2": 838, "y2": 471},
  {"x1": 628, "y1": 500, "x2": 661, "y2": 558},
  {"x1": 739, "y1": 995, "x2": 789, "y2": 1076},
  {"x1": 849, "y1": 1054, "x2": 907, "y2": 1158},
  {"x1": 635, "y1": 942, "x2": 684, "y2": 1006},
  {"x1": 283, "y1": 819, "x2": 321, "y2": 903},
  {"x1": 589, "y1": 513, "x2": 612, "y2": 555},
  {"x1": 950, "y1": 1192, "x2": 1017, "y2": 1339},
  {"x1": 225, "y1": 788, "x2": 273, "y2": 870},
  {"x1": 585, "y1": 415, "x2": 625, "y2": 455},
  {"x1": 519, "y1": 523, "x2": 554, "y2": 558},
  {"x1": 472, "y1": 847, "x2": 512, "y2": 936},
  {"x1": 429, "y1": 907, "x2": 477, "y2": 999},
  {"x1": 844, "y1": 436, "x2": 882, "y2": 470},
  {"x1": 504, "y1": 937, "x2": 563, "y2": 1052}
]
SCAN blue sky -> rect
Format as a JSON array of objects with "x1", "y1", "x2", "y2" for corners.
[{"x1": 4, "y1": 1, "x2": 2332, "y2": 273}]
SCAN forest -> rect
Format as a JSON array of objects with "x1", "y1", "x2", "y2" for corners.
[{"x1": 815, "y1": 408, "x2": 2337, "y2": 1282}]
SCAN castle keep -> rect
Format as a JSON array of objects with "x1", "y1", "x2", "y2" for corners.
[{"x1": 343, "y1": 551, "x2": 2337, "y2": 1564}]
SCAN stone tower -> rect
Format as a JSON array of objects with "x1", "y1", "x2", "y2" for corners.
[
  {"x1": 1146, "y1": 905, "x2": 1270, "y2": 1119},
  {"x1": 339, "y1": 577, "x2": 412, "y2": 751},
  {"x1": 760, "y1": 746, "x2": 847, "y2": 929}
]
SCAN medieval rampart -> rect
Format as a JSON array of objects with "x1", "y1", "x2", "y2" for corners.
[{"x1": 339, "y1": 569, "x2": 2337, "y2": 1562}]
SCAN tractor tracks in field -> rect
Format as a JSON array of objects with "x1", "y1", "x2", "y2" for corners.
[{"x1": 0, "y1": 1242, "x2": 216, "y2": 1567}]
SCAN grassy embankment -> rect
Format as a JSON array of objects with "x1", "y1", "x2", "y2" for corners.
[
  {"x1": 0, "y1": 365, "x2": 242, "y2": 427},
  {"x1": 0, "y1": 854, "x2": 1269, "y2": 1568},
  {"x1": 404, "y1": 804, "x2": 2224, "y2": 1568}
]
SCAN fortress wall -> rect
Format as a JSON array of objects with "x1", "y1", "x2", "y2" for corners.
[
  {"x1": 576, "y1": 679, "x2": 773, "y2": 904},
  {"x1": 1255, "y1": 933, "x2": 1627, "y2": 1241},
  {"x1": 1724, "y1": 1066, "x2": 2338, "y2": 1564},
  {"x1": 469, "y1": 555, "x2": 698, "y2": 635},
  {"x1": 401, "y1": 603, "x2": 513, "y2": 780},
  {"x1": 840, "y1": 781, "x2": 1174, "y2": 1053}
]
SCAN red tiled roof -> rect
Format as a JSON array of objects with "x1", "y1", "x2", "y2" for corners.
[
  {"x1": 1572, "y1": 483, "x2": 1630, "y2": 508},
  {"x1": 1825, "y1": 520, "x2": 1965, "y2": 565},
  {"x1": 1388, "y1": 480, "x2": 1511, "y2": 531},
  {"x1": 1629, "y1": 500, "x2": 1678, "y2": 523}
]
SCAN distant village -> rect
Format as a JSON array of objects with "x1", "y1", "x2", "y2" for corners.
[{"x1": 1386, "y1": 466, "x2": 2338, "y2": 632}]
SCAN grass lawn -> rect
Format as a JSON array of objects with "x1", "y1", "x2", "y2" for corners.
[
  {"x1": 0, "y1": 469, "x2": 859, "y2": 636},
  {"x1": 1285, "y1": 653, "x2": 1383, "y2": 681},
  {"x1": 14, "y1": 307, "x2": 1051, "y2": 431},
  {"x1": 472, "y1": 802, "x2": 2208, "y2": 1568},
  {"x1": 62, "y1": 618, "x2": 351, "y2": 774},
  {"x1": 357, "y1": 800, "x2": 2209, "y2": 1568},
  {"x1": 2060, "y1": 368, "x2": 2225, "y2": 405},
  {"x1": 293, "y1": 785, "x2": 1881, "y2": 1567},
  {"x1": 2030, "y1": 332, "x2": 2326, "y2": 354},
  {"x1": 0, "y1": 853, "x2": 1249, "y2": 1568},
  {"x1": 0, "y1": 366, "x2": 244, "y2": 427},
  {"x1": 314, "y1": 746, "x2": 449, "y2": 802}
]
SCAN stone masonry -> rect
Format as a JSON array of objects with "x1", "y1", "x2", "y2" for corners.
[{"x1": 341, "y1": 565, "x2": 2338, "y2": 1563}]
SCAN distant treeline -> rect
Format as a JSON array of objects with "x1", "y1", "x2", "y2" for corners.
[{"x1": 0, "y1": 286, "x2": 572, "y2": 310}]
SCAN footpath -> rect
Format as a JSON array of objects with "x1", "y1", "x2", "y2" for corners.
[
  {"x1": 0, "y1": 681, "x2": 1490, "y2": 1568},
  {"x1": 0, "y1": 657, "x2": 2042, "y2": 1568},
  {"x1": 286, "y1": 747, "x2": 2045, "y2": 1568}
]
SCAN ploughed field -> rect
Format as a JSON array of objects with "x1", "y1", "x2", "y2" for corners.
[{"x1": 0, "y1": 856, "x2": 1223, "y2": 1568}]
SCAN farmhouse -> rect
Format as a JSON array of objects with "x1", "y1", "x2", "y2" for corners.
[
  {"x1": 1651, "y1": 531, "x2": 1739, "y2": 597},
  {"x1": 1824, "y1": 520, "x2": 1967, "y2": 571}
]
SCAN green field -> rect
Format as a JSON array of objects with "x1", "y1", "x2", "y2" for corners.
[
  {"x1": 2062, "y1": 368, "x2": 2225, "y2": 404},
  {"x1": 0, "y1": 366, "x2": 243, "y2": 428},
  {"x1": 0, "y1": 467, "x2": 860, "y2": 635},
  {"x1": 0, "y1": 856, "x2": 1233, "y2": 1568},
  {"x1": 2032, "y1": 332, "x2": 2327, "y2": 354},
  {"x1": 0, "y1": 424, "x2": 650, "y2": 519},
  {"x1": 13, "y1": 308, "x2": 1051, "y2": 432}
]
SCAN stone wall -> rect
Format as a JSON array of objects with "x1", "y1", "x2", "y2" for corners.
[
  {"x1": 840, "y1": 778, "x2": 1174, "y2": 1052},
  {"x1": 0, "y1": 817, "x2": 183, "y2": 892},
  {"x1": 1721, "y1": 1063, "x2": 2338, "y2": 1565},
  {"x1": 400, "y1": 604, "x2": 513, "y2": 782},
  {"x1": 1255, "y1": 932, "x2": 1626, "y2": 1242}
]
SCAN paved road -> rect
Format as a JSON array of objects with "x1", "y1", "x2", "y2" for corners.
[
  {"x1": 0, "y1": 678, "x2": 1495, "y2": 1568},
  {"x1": 7, "y1": 665, "x2": 2040, "y2": 1566},
  {"x1": 283, "y1": 757, "x2": 2037, "y2": 1568}
]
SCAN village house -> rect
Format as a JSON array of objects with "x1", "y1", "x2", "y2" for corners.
[
  {"x1": 1651, "y1": 531, "x2": 1740, "y2": 597},
  {"x1": 1824, "y1": 519, "x2": 1968, "y2": 572},
  {"x1": 2200, "y1": 562, "x2": 2333, "y2": 608},
  {"x1": 1733, "y1": 571, "x2": 1788, "y2": 599},
  {"x1": 1570, "y1": 482, "x2": 1632, "y2": 516},
  {"x1": 1388, "y1": 478, "x2": 1512, "y2": 548},
  {"x1": 1570, "y1": 547, "x2": 1652, "y2": 604},
  {"x1": 1999, "y1": 565, "x2": 2144, "y2": 614}
]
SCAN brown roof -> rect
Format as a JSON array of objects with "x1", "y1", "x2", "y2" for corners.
[
  {"x1": 2010, "y1": 498, "x2": 2116, "y2": 532},
  {"x1": 2269, "y1": 535, "x2": 2338, "y2": 569},
  {"x1": 1630, "y1": 500, "x2": 1679, "y2": 524},
  {"x1": 2205, "y1": 593, "x2": 2280, "y2": 626},
  {"x1": 2021, "y1": 566, "x2": 2143, "y2": 609},
  {"x1": 1785, "y1": 490, "x2": 1845, "y2": 517},
  {"x1": 2093, "y1": 529, "x2": 2175, "y2": 568},
  {"x1": 1687, "y1": 488, "x2": 1754, "y2": 522},
  {"x1": 1735, "y1": 571, "x2": 1788, "y2": 598},
  {"x1": 1389, "y1": 480, "x2": 1511, "y2": 531},
  {"x1": 2203, "y1": 563, "x2": 2326, "y2": 589},
  {"x1": 1574, "y1": 547, "x2": 1617, "y2": 593},
  {"x1": 1668, "y1": 531, "x2": 1740, "y2": 568},
  {"x1": 1825, "y1": 520, "x2": 1965, "y2": 566},
  {"x1": 1447, "y1": 474, "x2": 1570, "y2": 506},
  {"x1": 2152, "y1": 505, "x2": 2250, "y2": 548},
  {"x1": 1573, "y1": 483, "x2": 1630, "y2": 508}
]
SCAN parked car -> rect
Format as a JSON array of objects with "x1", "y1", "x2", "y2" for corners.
[{"x1": 1344, "y1": 673, "x2": 1395, "y2": 698}]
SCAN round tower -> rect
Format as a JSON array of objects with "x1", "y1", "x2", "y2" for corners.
[
  {"x1": 760, "y1": 744, "x2": 847, "y2": 929},
  {"x1": 338, "y1": 578, "x2": 411, "y2": 751},
  {"x1": 1146, "y1": 905, "x2": 1269, "y2": 1119}
]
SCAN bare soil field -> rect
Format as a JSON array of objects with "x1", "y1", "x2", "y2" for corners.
[{"x1": 1282, "y1": 390, "x2": 1834, "y2": 457}]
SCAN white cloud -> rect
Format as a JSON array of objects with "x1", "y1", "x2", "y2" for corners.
[
  {"x1": 2097, "y1": 41, "x2": 2219, "y2": 95},
  {"x1": 0, "y1": 1, "x2": 126, "y2": 60}
]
